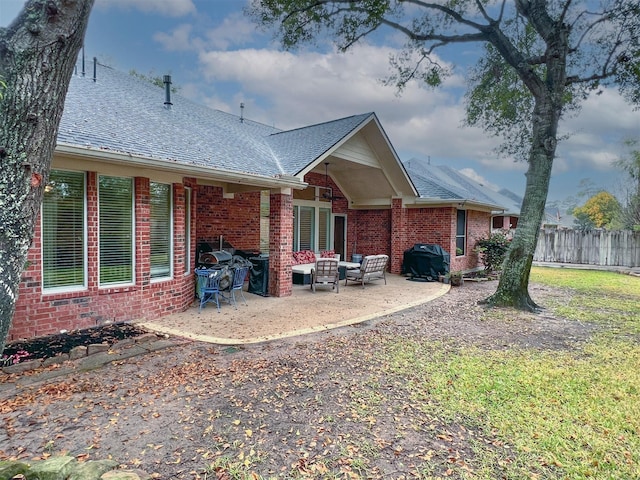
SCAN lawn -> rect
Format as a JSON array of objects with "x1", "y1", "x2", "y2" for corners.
[
  {"x1": 2, "y1": 266, "x2": 638, "y2": 479},
  {"x1": 380, "y1": 267, "x2": 640, "y2": 479}
]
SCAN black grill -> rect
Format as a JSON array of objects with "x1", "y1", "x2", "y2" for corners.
[{"x1": 402, "y1": 244, "x2": 450, "y2": 281}]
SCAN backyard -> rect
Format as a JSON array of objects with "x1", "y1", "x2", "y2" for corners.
[{"x1": 1, "y1": 267, "x2": 639, "y2": 479}]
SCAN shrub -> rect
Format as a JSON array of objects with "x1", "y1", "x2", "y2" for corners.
[{"x1": 475, "y1": 231, "x2": 510, "y2": 274}]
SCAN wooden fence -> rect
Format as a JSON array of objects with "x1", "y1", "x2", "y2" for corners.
[{"x1": 534, "y1": 229, "x2": 640, "y2": 267}]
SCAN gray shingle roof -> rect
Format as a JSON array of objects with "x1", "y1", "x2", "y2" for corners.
[
  {"x1": 58, "y1": 64, "x2": 374, "y2": 179},
  {"x1": 267, "y1": 113, "x2": 374, "y2": 175},
  {"x1": 405, "y1": 160, "x2": 521, "y2": 213}
]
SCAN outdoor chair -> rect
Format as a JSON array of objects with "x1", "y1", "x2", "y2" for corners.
[
  {"x1": 227, "y1": 265, "x2": 250, "y2": 309},
  {"x1": 196, "y1": 269, "x2": 222, "y2": 313},
  {"x1": 345, "y1": 254, "x2": 388, "y2": 288},
  {"x1": 310, "y1": 258, "x2": 340, "y2": 293}
]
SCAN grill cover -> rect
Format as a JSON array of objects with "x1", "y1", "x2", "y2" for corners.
[{"x1": 402, "y1": 244, "x2": 450, "y2": 281}]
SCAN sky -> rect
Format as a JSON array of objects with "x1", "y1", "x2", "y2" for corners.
[{"x1": 1, "y1": 0, "x2": 639, "y2": 205}]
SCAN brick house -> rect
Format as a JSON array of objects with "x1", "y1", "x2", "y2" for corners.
[{"x1": 9, "y1": 64, "x2": 509, "y2": 342}]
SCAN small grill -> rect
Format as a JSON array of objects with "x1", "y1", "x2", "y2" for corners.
[
  {"x1": 402, "y1": 244, "x2": 450, "y2": 281},
  {"x1": 198, "y1": 250, "x2": 233, "y2": 268}
]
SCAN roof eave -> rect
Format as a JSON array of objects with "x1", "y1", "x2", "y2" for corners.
[{"x1": 55, "y1": 143, "x2": 307, "y2": 190}]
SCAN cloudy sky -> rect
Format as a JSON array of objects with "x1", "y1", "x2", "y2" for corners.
[{"x1": 1, "y1": 0, "x2": 639, "y2": 203}]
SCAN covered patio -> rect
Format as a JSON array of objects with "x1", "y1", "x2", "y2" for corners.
[{"x1": 139, "y1": 274, "x2": 449, "y2": 345}]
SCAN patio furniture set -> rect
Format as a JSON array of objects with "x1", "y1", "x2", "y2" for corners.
[
  {"x1": 305, "y1": 253, "x2": 390, "y2": 293},
  {"x1": 197, "y1": 252, "x2": 390, "y2": 312}
]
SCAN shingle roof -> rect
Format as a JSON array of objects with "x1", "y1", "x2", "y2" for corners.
[
  {"x1": 404, "y1": 160, "x2": 521, "y2": 212},
  {"x1": 267, "y1": 113, "x2": 374, "y2": 175},
  {"x1": 57, "y1": 64, "x2": 374, "y2": 179}
]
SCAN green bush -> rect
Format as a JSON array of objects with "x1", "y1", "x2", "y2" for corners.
[{"x1": 475, "y1": 231, "x2": 510, "y2": 274}]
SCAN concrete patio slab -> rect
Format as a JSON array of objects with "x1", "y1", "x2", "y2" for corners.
[{"x1": 139, "y1": 274, "x2": 449, "y2": 345}]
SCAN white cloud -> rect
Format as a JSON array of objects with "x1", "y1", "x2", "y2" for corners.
[
  {"x1": 96, "y1": 0, "x2": 196, "y2": 17},
  {"x1": 153, "y1": 24, "x2": 194, "y2": 52},
  {"x1": 458, "y1": 168, "x2": 499, "y2": 191},
  {"x1": 205, "y1": 12, "x2": 259, "y2": 50}
]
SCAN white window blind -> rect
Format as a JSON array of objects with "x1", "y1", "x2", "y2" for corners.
[
  {"x1": 297, "y1": 206, "x2": 315, "y2": 251},
  {"x1": 99, "y1": 176, "x2": 134, "y2": 285},
  {"x1": 150, "y1": 182, "x2": 172, "y2": 279},
  {"x1": 42, "y1": 170, "x2": 86, "y2": 290},
  {"x1": 319, "y1": 208, "x2": 330, "y2": 251},
  {"x1": 184, "y1": 187, "x2": 191, "y2": 274}
]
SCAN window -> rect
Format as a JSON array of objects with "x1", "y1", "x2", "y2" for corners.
[
  {"x1": 184, "y1": 187, "x2": 192, "y2": 274},
  {"x1": 456, "y1": 209, "x2": 466, "y2": 256},
  {"x1": 294, "y1": 206, "x2": 315, "y2": 251},
  {"x1": 99, "y1": 176, "x2": 134, "y2": 285},
  {"x1": 318, "y1": 207, "x2": 331, "y2": 251},
  {"x1": 150, "y1": 182, "x2": 172, "y2": 280},
  {"x1": 260, "y1": 190, "x2": 270, "y2": 254},
  {"x1": 42, "y1": 170, "x2": 86, "y2": 291}
]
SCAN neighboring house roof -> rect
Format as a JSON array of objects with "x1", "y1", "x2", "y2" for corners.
[{"x1": 404, "y1": 160, "x2": 519, "y2": 213}]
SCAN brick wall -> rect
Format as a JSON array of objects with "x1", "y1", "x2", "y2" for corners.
[
  {"x1": 195, "y1": 185, "x2": 261, "y2": 252},
  {"x1": 9, "y1": 174, "x2": 195, "y2": 342}
]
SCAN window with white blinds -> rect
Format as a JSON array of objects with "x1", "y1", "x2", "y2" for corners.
[
  {"x1": 99, "y1": 176, "x2": 134, "y2": 285},
  {"x1": 42, "y1": 170, "x2": 86, "y2": 291},
  {"x1": 184, "y1": 187, "x2": 192, "y2": 274},
  {"x1": 150, "y1": 182, "x2": 172, "y2": 280},
  {"x1": 294, "y1": 206, "x2": 315, "y2": 251},
  {"x1": 318, "y1": 208, "x2": 330, "y2": 251}
]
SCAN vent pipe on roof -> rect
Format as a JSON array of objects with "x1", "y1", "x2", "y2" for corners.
[
  {"x1": 93, "y1": 57, "x2": 97, "y2": 82},
  {"x1": 163, "y1": 75, "x2": 172, "y2": 109},
  {"x1": 240, "y1": 102, "x2": 244, "y2": 123}
]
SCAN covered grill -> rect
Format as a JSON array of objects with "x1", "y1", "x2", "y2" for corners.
[{"x1": 402, "y1": 244, "x2": 450, "y2": 281}]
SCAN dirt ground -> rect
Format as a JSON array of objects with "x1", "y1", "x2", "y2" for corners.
[{"x1": 0, "y1": 281, "x2": 596, "y2": 479}]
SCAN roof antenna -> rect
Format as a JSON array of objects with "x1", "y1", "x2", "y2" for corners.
[
  {"x1": 163, "y1": 75, "x2": 172, "y2": 109},
  {"x1": 240, "y1": 102, "x2": 244, "y2": 123}
]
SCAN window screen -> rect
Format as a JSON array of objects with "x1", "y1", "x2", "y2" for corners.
[
  {"x1": 42, "y1": 170, "x2": 86, "y2": 290},
  {"x1": 150, "y1": 182, "x2": 172, "y2": 279},
  {"x1": 99, "y1": 176, "x2": 134, "y2": 285}
]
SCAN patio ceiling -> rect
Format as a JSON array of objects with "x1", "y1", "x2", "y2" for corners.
[{"x1": 306, "y1": 118, "x2": 417, "y2": 208}]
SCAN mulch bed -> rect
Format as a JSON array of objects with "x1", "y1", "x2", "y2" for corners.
[{"x1": 1, "y1": 323, "x2": 148, "y2": 366}]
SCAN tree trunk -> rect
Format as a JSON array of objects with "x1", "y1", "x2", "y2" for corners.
[
  {"x1": 482, "y1": 95, "x2": 560, "y2": 311},
  {"x1": 0, "y1": 0, "x2": 94, "y2": 353}
]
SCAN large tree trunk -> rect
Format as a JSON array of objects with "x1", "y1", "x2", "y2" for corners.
[
  {"x1": 483, "y1": 95, "x2": 561, "y2": 311},
  {"x1": 0, "y1": 0, "x2": 94, "y2": 353}
]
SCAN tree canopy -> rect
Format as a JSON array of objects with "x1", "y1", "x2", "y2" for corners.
[
  {"x1": 572, "y1": 191, "x2": 622, "y2": 230},
  {"x1": 250, "y1": 0, "x2": 640, "y2": 311}
]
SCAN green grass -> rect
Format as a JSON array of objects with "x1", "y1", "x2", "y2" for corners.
[
  {"x1": 379, "y1": 267, "x2": 640, "y2": 479},
  {"x1": 531, "y1": 267, "x2": 640, "y2": 333}
]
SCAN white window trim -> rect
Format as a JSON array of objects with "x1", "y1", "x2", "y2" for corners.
[
  {"x1": 150, "y1": 182, "x2": 174, "y2": 283},
  {"x1": 98, "y1": 175, "x2": 136, "y2": 288},
  {"x1": 41, "y1": 170, "x2": 88, "y2": 294},
  {"x1": 184, "y1": 187, "x2": 192, "y2": 276},
  {"x1": 293, "y1": 198, "x2": 332, "y2": 252}
]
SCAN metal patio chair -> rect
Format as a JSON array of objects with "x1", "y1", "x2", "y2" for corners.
[
  {"x1": 196, "y1": 269, "x2": 222, "y2": 313},
  {"x1": 228, "y1": 265, "x2": 250, "y2": 309}
]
